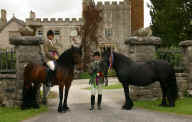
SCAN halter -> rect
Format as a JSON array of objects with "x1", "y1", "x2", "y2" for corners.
[{"x1": 108, "y1": 51, "x2": 114, "y2": 72}]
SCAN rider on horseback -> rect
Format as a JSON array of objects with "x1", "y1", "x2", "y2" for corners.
[{"x1": 43, "y1": 30, "x2": 59, "y2": 87}]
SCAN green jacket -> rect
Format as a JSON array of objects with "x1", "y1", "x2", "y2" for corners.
[{"x1": 89, "y1": 60, "x2": 105, "y2": 85}]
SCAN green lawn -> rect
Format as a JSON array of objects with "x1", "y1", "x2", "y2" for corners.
[
  {"x1": 40, "y1": 91, "x2": 58, "y2": 99},
  {"x1": 134, "y1": 97, "x2": 192, "y2": 115},
  {"x1": 78, "y1": 70, "x2": 116, "y2": 79},
  {"x1": 83, "y1": 83, "x2": 192, "y2": 115},
  {"x1": 0, "y1": 106, "x2": 48, "y2": 122},
  {"x1": 84, "y1": 83, "x2": 123, "y2": 90}
]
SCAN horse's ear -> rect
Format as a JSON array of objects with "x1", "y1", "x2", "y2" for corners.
[
  {"x1": 103, "y1": 47, "x2": 106, "y2": 52},
  {"x1": 71, "y1": 45, "x2": 74, "y2": 49},
  {"x1": 107, "y1": 47, "x2": 111, "y2": 53},
  {"x1": 79, "y1": 45, "x2": 82, "y2": 50}
]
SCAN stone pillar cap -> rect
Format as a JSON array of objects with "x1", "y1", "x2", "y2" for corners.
[
  {"x1": 10, "y1": 36, "x2": 43, "y2": 45},
  {"x1": 179, "y1": 40, "x2": 192, "y2": 47},
  {"x1": 125, "y1": 36, "x2": 161, "y2": 45}
]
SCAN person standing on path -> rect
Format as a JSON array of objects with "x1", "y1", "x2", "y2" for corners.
[{"x1": 88, "y1": 51, "x2": 107, "y2": 111}]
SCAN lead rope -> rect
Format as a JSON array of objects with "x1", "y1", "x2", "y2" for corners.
[{"x1": 108, "y1": 51, "x2": 114, "y2": 72}]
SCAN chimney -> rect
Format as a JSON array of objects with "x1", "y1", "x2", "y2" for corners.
[
  {"x1": 1, "y1": 9, "x2": 7, "y2": 23},
  {"x1": 30, "y1": 10, "x2": 36, "y2": 19}
]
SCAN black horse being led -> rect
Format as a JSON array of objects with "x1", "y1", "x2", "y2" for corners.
[{"x1": 102, "y1": 48, "x2": 178, "y2": 110}]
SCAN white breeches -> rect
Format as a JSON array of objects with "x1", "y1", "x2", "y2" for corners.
[
  {"x1": 91, "y1": 84, "x2": 103, "y2": 95},
  {"x1": 47, "y1": 61, "x2": 55, "y2": 71}
]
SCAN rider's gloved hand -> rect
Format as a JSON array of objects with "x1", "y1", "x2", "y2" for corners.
[{"x1": 55, "y1": 55, "x2": 59, "y2": 60}]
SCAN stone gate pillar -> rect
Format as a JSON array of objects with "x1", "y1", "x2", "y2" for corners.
[
  {"x1": 180, "y1": 40, "x2": 192, "y2": 91},
  {"x1": 125, "y1": 36, "x2": 161, "y2": 62},
  {"x1": 10, "y1": 36, "x2": 43, "y2": 105}
]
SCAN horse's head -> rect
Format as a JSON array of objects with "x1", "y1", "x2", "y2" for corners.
[
  {"x1": 101, "y1": 47, "x2": 113, "y2": 71},
  {"x1": 71, "y1": 46, "x2": 83, "y2": 71}
]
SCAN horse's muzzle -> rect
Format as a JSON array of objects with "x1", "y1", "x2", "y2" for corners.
[{"x1": 76, "y1": 63, "x2": 84, "y2": 72}]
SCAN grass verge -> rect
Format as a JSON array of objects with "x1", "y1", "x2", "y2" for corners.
[
  {"x1": 134, "y1": 97, "x2": 192, "y2": 115},
  {"x1": 0, "y1": 105, "x2": 48, "y2": 122},
  {"x1": 79, "y1": 70, "x2": 116, "y2": 79},
  {"x1": 83, "y1": 83, "x2": 123, "y2": 90},
  {"x1": 40, "y1": 91, "x2": 58, "y2": 99}
]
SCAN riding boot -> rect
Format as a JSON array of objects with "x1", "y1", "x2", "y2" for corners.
[
  {"x1": 97, "y1": 94, "x2": 102, "y2": 110},
  {"x1": 90, "y1": 95, "x2": 95, "y2": 111},
  {"x1": 46, "y1": 69, "x2": 53, "y2": 87}
]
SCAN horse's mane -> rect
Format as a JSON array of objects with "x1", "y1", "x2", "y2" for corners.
[
  {"x1": 57, "y1": 48, "x2": 74, "y2": 67},
  {"x1": 113, "y1": 52, "x2": 133, "y2": 64}
]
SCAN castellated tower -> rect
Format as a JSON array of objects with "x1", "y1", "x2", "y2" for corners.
[
  {"x1": 29, "y1": 11, "x2": 36, "y2": 19},
  {"x1": 25, "y1": 0, "x2": 144, "y2": 53},
  {"x1": 95, "y1": 0, "x2": 132, "y2": 52},
  {"x1": 130, "y1": 0, "x2": 144, "y2": 33}
]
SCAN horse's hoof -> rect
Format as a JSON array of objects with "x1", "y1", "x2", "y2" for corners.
[
  {"x1": 42, "y1": 100, "x2": 47, "y2": 105},
  {"x1": 159, "y1": 104, "x2": 168, "y2": 107},
  {"x1": 62, "y1": 107, "x2": 70, "y2": 113},
  {"x1": 21, "y1": 105, "x2": 28, "y2": 110},
  {"x1": 62, "y1": 109, "x2": 70, "y2": 113},
  {"x1": 121, "y1": 105, "x2": 132, "y2": 110},
  {"x1": 58, "y1": 107, "x2": 63, "y2": 113},
  {"x1": 168, "y1": 104, "x2": 175, "y2": 107},
  {"x1": 62, "y1": 105, "x2": 70, "y2": 110},
  {"x1": 33, "y1": 104, "x2": 40, "y2": 109}
]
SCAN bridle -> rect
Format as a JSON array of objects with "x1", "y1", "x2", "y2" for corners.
[{"x1": 108, "y1": 51, "x2": 114, "y2": 72}]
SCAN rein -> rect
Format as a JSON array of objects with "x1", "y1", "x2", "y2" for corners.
[{"x1": 108, "y1": 51, "x2": 114, "y2": 72}]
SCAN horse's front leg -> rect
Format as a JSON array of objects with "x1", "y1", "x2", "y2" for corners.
[
  {"x1": 62, "y1": 83, "x2": 71, "y2": 112},
  {"x1": 58, "y1": 85, "x2": 64, "y2": 113},
  {"x1": 122, "y1": 82, "x2": 133, "y2": 110}
]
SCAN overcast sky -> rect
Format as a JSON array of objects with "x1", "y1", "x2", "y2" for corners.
[{"x1": 0, "y1": 0, "x2": 151, "y2": 27}]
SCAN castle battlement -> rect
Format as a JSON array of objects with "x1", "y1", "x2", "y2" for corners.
[
  {"x1": 26, "y1": 17, "x2": 83, "y2": 24},
  {"x1": 96, "y1": 0, "x2": 128, "y2": 9}
]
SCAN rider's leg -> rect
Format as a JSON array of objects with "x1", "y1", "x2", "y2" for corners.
[
  {"x1": 97, "y1": 84, "x2": 103, "y2": 110},
  {"x1": 42, "y1": 84, "x2": 50, "y2": 105},
  {"x1": 46, "y1": 61, "x2": 55, "y2": 87},
  {"x1": 90, "y1": 84, "x2": 96, "y2": 111}
]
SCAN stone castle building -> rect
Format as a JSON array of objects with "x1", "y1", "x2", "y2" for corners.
[{"x1": 0, "y1": 0, "x2": 144, "y2": 52}]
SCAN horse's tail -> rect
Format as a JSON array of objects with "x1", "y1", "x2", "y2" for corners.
[
  {"x1": 21, "y1": 62, "x2": 34, "y2": 109},
  {"x1": 167, "y1": 68, "x2": 178, "y2": 102},
  {"x1": 23, "y1": 62, "x2": 34, "y2": 88}
]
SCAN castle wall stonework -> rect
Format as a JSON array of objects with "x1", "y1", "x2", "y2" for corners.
[
  {"x1": 0, "y1": 74, "x2": 16, "y2": 107},
  {"x1": 9, "y1": 36, "x2": 43, "y2": 106},
  {"x1": 26, "y1": 18, "x2": 83, "y2": 53},
  {"x1": 25, "y1": 0, "x2": 143, "y2": 53},
  {"x1": 0, "y1": 22, "x2": 24, "y2": 48}
]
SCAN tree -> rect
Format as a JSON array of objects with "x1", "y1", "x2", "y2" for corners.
[
  {"x1": 81, "y1": 0, "x2": 103, "y2": 70},
  {"x1": 149, "y1": 0, "x2": 192, "y2": 47}
]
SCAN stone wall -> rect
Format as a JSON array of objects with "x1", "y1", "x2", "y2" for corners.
[
  {"x1": 130, "y1": 73, "x2": 188, "y2": 100},
  {"x1": 10, "y1": 36, "x2": 43, "y2": 106},
  {"x1": 124, "y1": 36, "x2": 161, "y2": 62},
  {"x1": 180, "y1": 40, "x2": 192, "y2": 91},
  {"x1": 0, "y1": 20, "x2": 24, "y2": 48},
  {"x1": 125, "y1": 36, "x2": 188, "y2": 100},
  {"x1": 0, "y1": 74, "x2": 16, "y2": 107}
]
